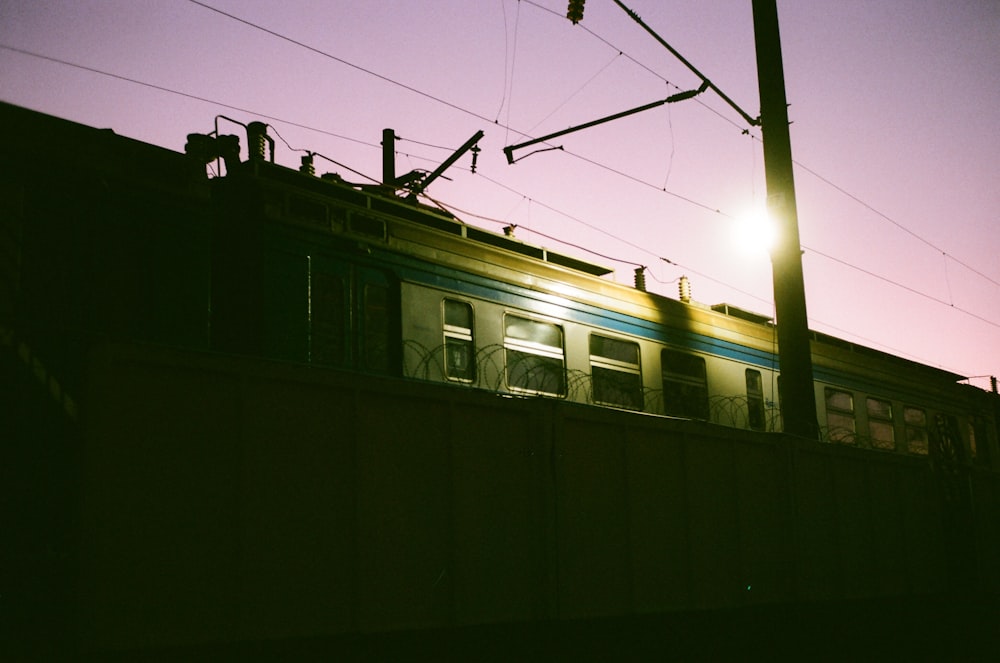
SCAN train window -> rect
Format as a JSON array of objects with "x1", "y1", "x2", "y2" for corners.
[
  {"x1": 288, "y1": 194, "x2": 329, "y2": 229},
  {"x1": 504, "y1": 315, "x2": 565, "y2": 396},
  {"x1": 904, "y1": 407, "x2": 929, "y2": 455},
  {"x1": 590, "y1": 334, "x2": 642, "y2": 410},
  {"x1": 745, "y1": 369, "x2": 766, "y2": 431},
  {"x1": 443, "y1": 299, "x2": 475, "y2": 382},
  {"x1": 310, "y1": 270, "x2": 347, "y2": 366},
  {"x1": 825, "y1": 388, "x2": 856, "y2": 443},
  {"x1": 364, "y1": 283, "x2": 390, "y2": 372},
  {"x1": 661, "y1": 350, "x2": 709, "y2": 420},
  {"x1": 866, "y1": 397, "x2": 895, "y2": 450},
  {"x1": 970, "y1": 418, "x2": 991, "y2": 466},
  {"x1": 349, "y1": 212, "x2": 386, "y2": 240}
]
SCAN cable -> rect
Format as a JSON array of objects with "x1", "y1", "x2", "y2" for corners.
[
  {"x1": 805, "y1": 247, "x2": 1000, "y2": 330},
  {"x1": 474, "y1": 172, "x2": 771, "y2": 305},
  {"x1": 560, "y1": 146, "x2": 724, "y2": 215},
  {"x1": 424, "y1": 192, "x2": 642, "y2": 267},
  {"x1": 0, "y1": 44, "x2": 383, "y2": 152},
  {"x1": 396, "y1": 136, "x2": 453, "y2": 151},
  {"x1": 185, "y1": 0, "x2": 498, "y2": 127},
  {"x1": 661, "y1": 103, "x2": 675, "y2": 190},
  {"x1": 500, "y1": 0, "x2": 522, "y2": 142},
  {"x1": 494, "y1": 0, "x2": 511, "y2": 123},
  {"x1": 792, "y1": 158, "x2": 1000, "y2": 290},
  {"x1": 267, "y1": 124, "x2": 381, "y2": 184},
  {"x1": 526, "y1": 50, "x2": 622, "y2": 135}
]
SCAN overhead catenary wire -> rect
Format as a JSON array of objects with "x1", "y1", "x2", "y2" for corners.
[
  {"x1": 498, "y1": 0, "x2": 522, "y2": 142},
  {"x1": 184, "y1": 0, "x2": 500, "y2": 128},
  {"x1": 791, "y1": 158, "x2": 1000, "y2": 290},
  {"x1": 525, "y1": 50, "x2": 624, "y2": 135},
  {"x1": 473, "y1": 173, "x2": 772, "y2": 306}
]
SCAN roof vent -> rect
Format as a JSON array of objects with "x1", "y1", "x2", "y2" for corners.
[{"x1": 710, "y1": 303, "x2": 772, "y2": 325}]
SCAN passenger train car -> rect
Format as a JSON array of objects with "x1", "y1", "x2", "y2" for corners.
[
  {"x1": 205, "y1": 117, "x2": 998, "y2": 471},
  {"x1": 3, "y1": 100, "x2": 997, "y2": 466}
]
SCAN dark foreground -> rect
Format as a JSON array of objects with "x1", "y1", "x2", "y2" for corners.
[{"x1": 6, "y1": 593, "x2": 998, "y2": 662}]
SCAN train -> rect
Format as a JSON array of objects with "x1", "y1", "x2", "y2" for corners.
[
  {"x1": 201, "y1": 116, "x2": 995, "y2": 469},
  {"x1": 10, "y1": 99, "x2": 993, "y2": 459},
  {"x1": 3, "y1": 100, "x2": 999, "y2": 655}
]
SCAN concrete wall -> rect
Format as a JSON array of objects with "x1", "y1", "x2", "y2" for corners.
[{"x1": 79, "y1": 343, "x2": 1000, "y2": 651}]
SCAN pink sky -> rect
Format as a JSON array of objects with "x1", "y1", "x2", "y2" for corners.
[{"x1": 2, "y1": 0, "x2": 998, "y2": 387}]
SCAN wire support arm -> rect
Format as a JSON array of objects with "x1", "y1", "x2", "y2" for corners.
[
  {"x1": 612, "y1": 0, "x2": 760, "y2": 128},
  {"x1": 411, "y1": 130, "x2": 484, "y2": 193},
  {"x1": 503, "y1": 85, "x2": 706, "y2": 164}
]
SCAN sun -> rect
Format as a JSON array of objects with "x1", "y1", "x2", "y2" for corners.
[{"x1": 733, "y1": 207, "x2": 777, "y2": 257}]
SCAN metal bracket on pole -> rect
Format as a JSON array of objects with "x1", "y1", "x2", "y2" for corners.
[
  {"x1": 410, "y1": 130, "x2": 485, "y2": 194},
  {"x1": 612, "y1": 0, "x2": 760, "y2": 128},
  {"x1": 503, "y1": 82, "x2": 708, "y2": 164}
]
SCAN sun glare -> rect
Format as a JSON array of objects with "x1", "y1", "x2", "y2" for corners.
[{"x1": 733, "y1": 207, "x2": 777, "y2": 256}]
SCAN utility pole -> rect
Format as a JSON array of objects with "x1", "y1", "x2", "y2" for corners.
[
  {"x1": 752, "y1": 0, "x2": 819, "y2": 438},
  {"x1": 556, "y1": 0, "x2": 819, "y2": 437}
]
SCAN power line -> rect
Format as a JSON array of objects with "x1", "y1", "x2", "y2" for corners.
[
  {"x1": 792, "y1": 159, "x2": 1000, "y2": 290},
  {"x1": 185, "y1": 0, "x2": 498, "y2": 127},
  {"x1": 0, "y1": 44, "x2": 383, "y2": 151},
  {"x1": 473, "y1": 172, "x2": 771, "y2": 305},
  {"x1": 804, "y1": 247, "x2": 1000, "y2": 331}
]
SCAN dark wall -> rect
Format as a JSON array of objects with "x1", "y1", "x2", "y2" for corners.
[{"x1": 75, "y1": 343, "x2": 1000, "y2": 652}]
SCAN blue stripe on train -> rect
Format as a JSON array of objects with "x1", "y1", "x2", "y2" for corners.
[{"x1": 390, "y1": 254, "x2": 779, "y2": 369}]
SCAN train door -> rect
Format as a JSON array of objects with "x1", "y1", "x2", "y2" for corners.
[
  {"x1": 214, "y1": 239, "x2": 399, "y2": 375},
  {"x1": 307, "y1": 255, "x2": 399, "y2": 374},
  {"x1": 261, "y1": 247, "x2": 310, "y2": 362}
]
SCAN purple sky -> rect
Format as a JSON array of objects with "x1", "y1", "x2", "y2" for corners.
[{"x1": 2, "y1": 1, "x2": 998, "y2": 387}]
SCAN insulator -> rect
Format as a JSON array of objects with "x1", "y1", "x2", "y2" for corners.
[
  {"x1": 679, "y1": 275, "x2": 691, "y2": 303},
  {"x1": 246, "y1": 121, "x2": 274, "y2": 163},
  {"x1": 470, "y1": 145, "x2": 480, "y2": 174},
  {"x1": 634, "y1": 266, "x2": 646, "y2": 291},
  {"x1": 567, "y1": 0, "x2": 586, "y2": 24},
  {"x1": 300, "y1": 153, "x2": 315, "y2": 176}
]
